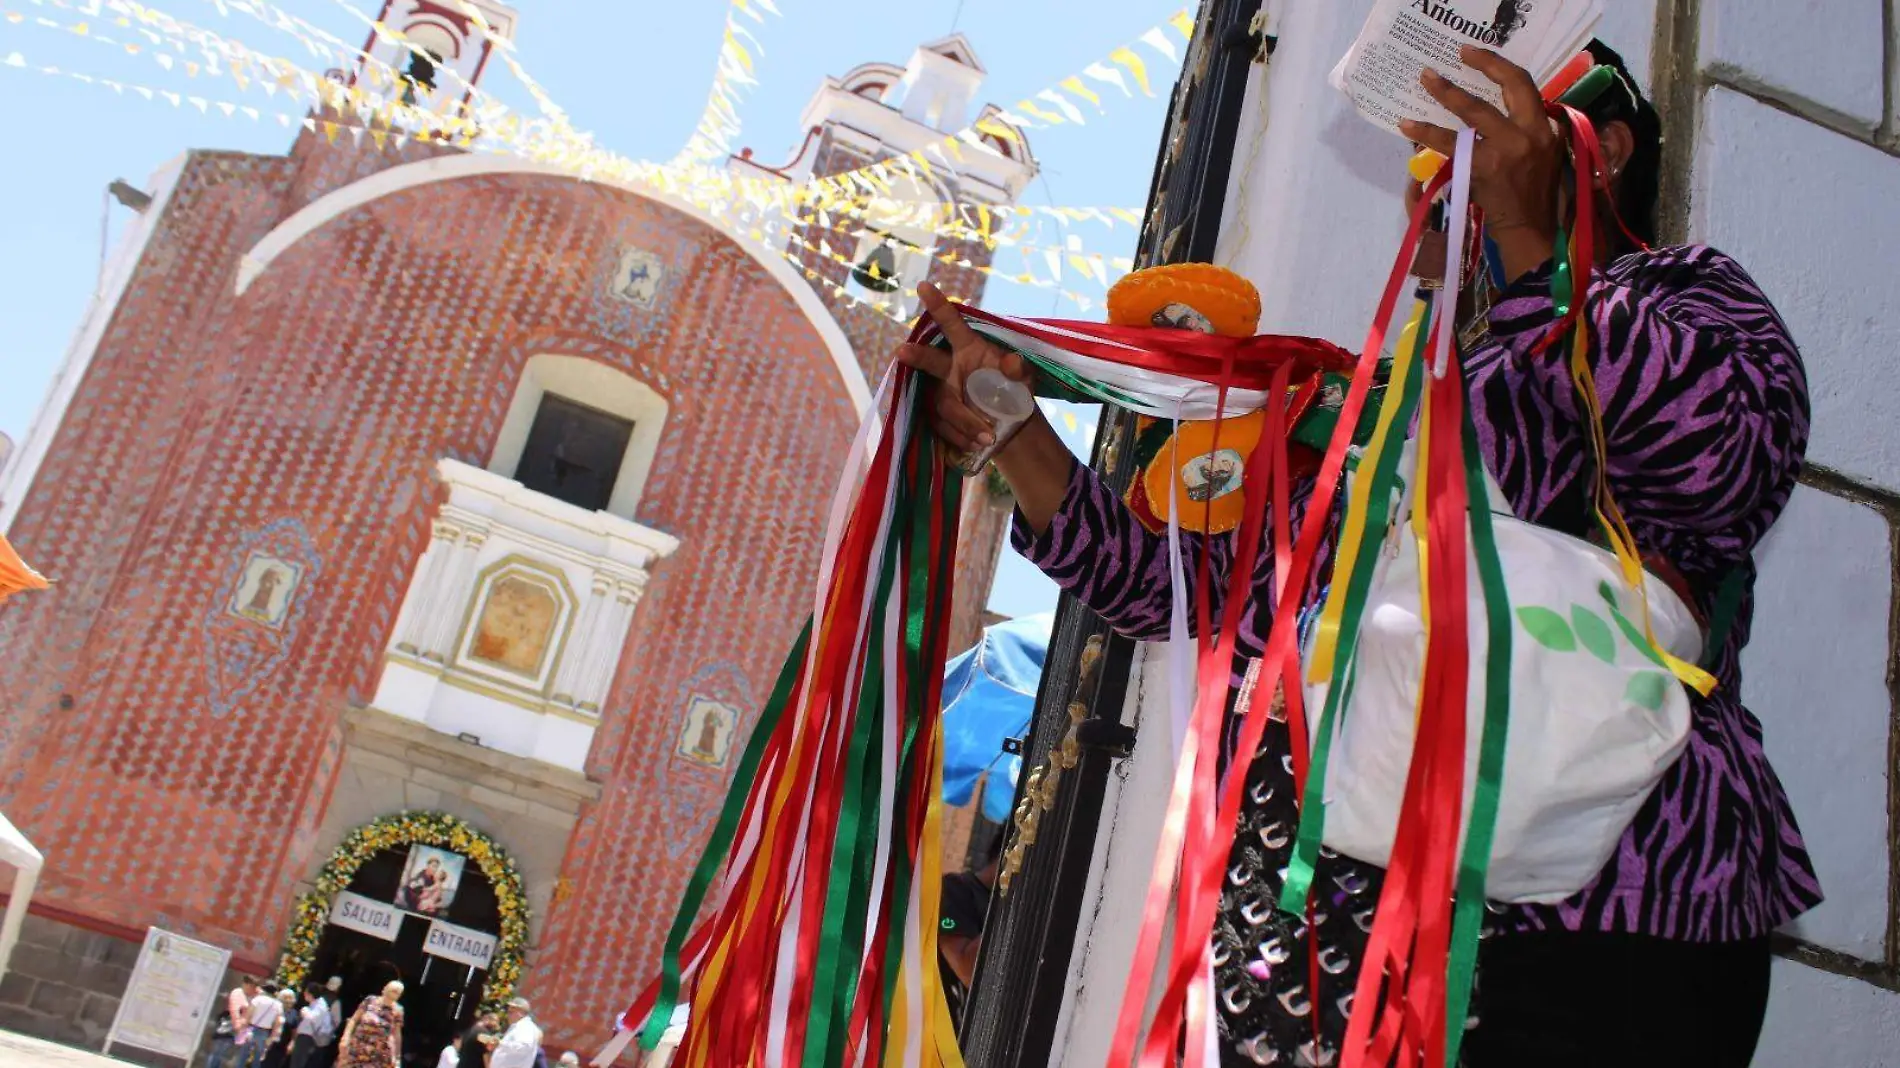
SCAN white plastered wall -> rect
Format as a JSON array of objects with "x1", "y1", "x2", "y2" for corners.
[{"x1": 1057, "y1": 1, "x2": 1900, "y2": 1063}]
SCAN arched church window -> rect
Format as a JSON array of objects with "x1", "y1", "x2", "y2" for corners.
[{"x1": 488, "y1": 355, "x2": 669, "y2": 520}]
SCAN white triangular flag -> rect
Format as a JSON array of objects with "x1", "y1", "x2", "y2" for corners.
[
  {"x1": 1036, "y1": 89, "x2": 1087, "y2": 125},
  {"x1": 1140, "y1": 27, "x2": 1180, "y2": 63}
]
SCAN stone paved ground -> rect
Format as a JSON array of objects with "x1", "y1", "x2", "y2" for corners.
[{"x1": 0, "y1": 1029, "x2": 150, "y2": 1068}]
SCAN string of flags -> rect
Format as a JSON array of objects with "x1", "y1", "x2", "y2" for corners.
[
  {"x1": 14, "y1": 0, "x2": 499, "y2": 145},
  {"x1": 766, "y1": 203, "x2": 1133, "y2": 298},
  {"x1": 671, "y1": 0, "x2": 781, "y2": 166},
  {"x1": 0, "y1": 25, "x2": 1140, "y2": 306},
  {"x1": 5, "y1": 0, "x2": 1158, "y2": 254},
  {"x1": 2, "y1": 0, "x2": 1174, "y2": 308}
]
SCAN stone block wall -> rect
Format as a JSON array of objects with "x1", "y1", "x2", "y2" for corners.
[
  {"x1": 312, "y1": 707, "x2": 600, "y2": 950},
  {"x1": 1679, "y1": 0, "x2": 1900, "y2": 1062},
  {"x1": 0, "y1": 912, "x2": 141, "y2": 1055},
  {"x1": 0, "y1": 908, "x2": 272, "y2": 1067}
]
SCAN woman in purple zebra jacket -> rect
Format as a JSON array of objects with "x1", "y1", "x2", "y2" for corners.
[{"x1": 899, "y1": 37, "x2": 1815, "y2": 1068}]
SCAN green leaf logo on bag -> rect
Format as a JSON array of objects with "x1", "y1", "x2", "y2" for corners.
[{"x1": 1513, "y1": 582, "x2": 1673, "y2": 712}]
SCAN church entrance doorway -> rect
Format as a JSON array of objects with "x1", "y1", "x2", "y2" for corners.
[{"x1": 309, "y1": 842, "x2": 502, "y2": 1067}]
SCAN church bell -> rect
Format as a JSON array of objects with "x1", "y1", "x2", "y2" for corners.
[{"x1": 851, "y1": 237, "x2": 903, "y2": 293}]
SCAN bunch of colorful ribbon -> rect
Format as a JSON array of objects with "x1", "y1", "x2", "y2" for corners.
[
  {"x1": 602, "y1": 295, "x2": 1354, "y2": 1068},
  {"x1": 597, "y1": 363, "x2": 965, "y2": 1068}
]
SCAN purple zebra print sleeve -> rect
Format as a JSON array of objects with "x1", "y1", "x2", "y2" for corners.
[
  {"x1": 1485, "y1": 245, "x2": 1811, "y2": 561},
  {"x1": 1009, "y1": 459, "x2": 1244, "y2": 642}
]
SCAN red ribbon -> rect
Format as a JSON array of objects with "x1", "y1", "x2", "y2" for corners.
[
  {"x1": 687, "y1": 380, "x2": 910, "y2": 1066},
  {"x1": 1096, "y1": 306, "x2": 1365, "y2": 1066},
  {"x1": 1139, "y1": 166, "x2": 1452, "y2": 1067}
]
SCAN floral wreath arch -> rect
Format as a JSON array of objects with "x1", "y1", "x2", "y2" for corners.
[{"x1": 276, "y1": 811, "x2": 530, "y2": 1014}]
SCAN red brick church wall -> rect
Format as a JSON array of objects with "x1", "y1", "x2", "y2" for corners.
[{"x1": 0, "y1": 135, "x2": 871, "y2": 1045}]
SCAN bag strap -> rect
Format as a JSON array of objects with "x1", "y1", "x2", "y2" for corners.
[{"x1": 1699, "y1": 565, "x2": 1748, "y2": 670}]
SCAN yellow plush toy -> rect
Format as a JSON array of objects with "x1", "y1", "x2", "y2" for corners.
[{"x1": 1109, "y1": 264, "x2": 1317, "y2": 535}]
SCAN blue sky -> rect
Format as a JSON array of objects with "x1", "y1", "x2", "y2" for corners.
[{"x1": 0, "y1": 0, "x2": 1175, "y2": 616}]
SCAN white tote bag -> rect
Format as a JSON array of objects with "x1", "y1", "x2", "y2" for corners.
[{"x1": 1305, "y1": 444, "x2": 1702, "y2": 904}]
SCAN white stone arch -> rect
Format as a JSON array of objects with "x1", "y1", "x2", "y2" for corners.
[{"x1": 232, "y1": 153, "x2": 872, "y2": 413}]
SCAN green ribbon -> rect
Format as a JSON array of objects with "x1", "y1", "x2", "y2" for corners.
[
  {"x1": 639, "y1": 621, "x2": 813, "y2": 1050},
  {"x1": 1443, "y1": 407, "x2": 1514, "y2": 1068},
  {"x1": 874, "y1": 409, "x2": 964, "y2": 1038},
  {"x1": 810, "y1": 390, "x2": 965, "y2": 1066},
  {"x1": 1278, "y1": 300, "x2": 1432, "y2": 918},
  {"x1": 1551, "y1": 225, "x2": 1574, "y2": 319},
  {"x1": 804, "y1": 442, "x2": 908, "y2": 1068},
  {"x1": 1699, "y1": 566, "x2": 1746, "y2": 671}
]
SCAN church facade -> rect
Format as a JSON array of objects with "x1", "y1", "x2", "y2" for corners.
[{"x1": 0, "y1": 1, "x2": 1033, "y2": 1057}]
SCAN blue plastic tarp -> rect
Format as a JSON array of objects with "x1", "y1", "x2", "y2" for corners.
[{"x1": 940, "y1": 612, "x2": 1052, "y2": 823}]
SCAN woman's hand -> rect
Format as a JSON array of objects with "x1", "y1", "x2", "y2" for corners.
[
  {"x1": 1400, "y1": 45, "x2": 1564, "y2": 282},
  {"x1": 894, "y1": 282, "x2": 1034, "y2": 457},
  {"x1": 892, "y1": 282, "x2": 1075, "y2": 533}
]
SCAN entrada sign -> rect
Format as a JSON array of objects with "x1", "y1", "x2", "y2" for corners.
[{"x1": 424, "y1": 918, "x2": 497, "y2": 970}]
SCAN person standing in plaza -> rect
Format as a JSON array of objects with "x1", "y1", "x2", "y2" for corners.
[
  {"x1": 314, "y1": 977, "x2": 345, "y2": 1068},
  {"x1": 290, "y1": 983, "x2": 334, "y2": 1068},
  {"x1": 262, "y1": 987, "x2": 300, "y2": 1068},
  {"x1": 206, "y1": 976, "x2": 260, "y2": 1068},
  {"x1": 457, "y1": 1012, "x2": 501, "y2": 1068},
  {"x1": 337, "y1": 980, "x2": 405, "y2": 1068},
  {"x1": 245, "y1": 982, "x2": 287, "y2": 1068},
  {"x1": 487, "y1": 998, "x2": 542, "y2": 1068}
]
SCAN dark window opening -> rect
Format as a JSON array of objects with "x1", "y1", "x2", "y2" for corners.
[
  {"x1": 513, "y1": 393, "x2": 634, "y2": 512},
  {"x1": 400, "y1": 49, "x2": 441, "y2": 106}
]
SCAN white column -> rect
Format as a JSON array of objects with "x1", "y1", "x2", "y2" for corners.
[
  {"x1": 420, "y1": 527, "x2": 488, "y2": 663},
  {"x1": 575, "y1": 576, "x2": 645, "y2": 713},
  {"x1": 549, "y1": 573, "x2": 612, "y2": 708},
  {"x1": 392, "y1": 519, "x2": 462, "y2": 656}
]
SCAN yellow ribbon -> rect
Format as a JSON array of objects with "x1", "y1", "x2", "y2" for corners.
[
  {"x1": 1306, "y1": 301, "x2": 1430, "y2": 683},
  {"x1": 1567, "y1": 310, "x2": 1719, "y2": 696},
  {"x1": 883, "y1": 724, "x2": 966, "y2": 1068}
]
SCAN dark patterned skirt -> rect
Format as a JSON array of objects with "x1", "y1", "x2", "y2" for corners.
[{"x1": 1214, "y1": 708, "x2": 1381, "y2": 1067}]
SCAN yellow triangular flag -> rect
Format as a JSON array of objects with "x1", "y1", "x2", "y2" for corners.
[
  {"x1": 1110, "y1": 47, "x2": 1152, "y2": 95},
  {"x1": 1060, "y1": 75, "x2": 1101, "y2": 109}
]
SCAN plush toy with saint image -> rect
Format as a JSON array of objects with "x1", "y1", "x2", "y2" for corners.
[{"x1": 1106, "y1": 264, "x2": 1387, "y2": 534}]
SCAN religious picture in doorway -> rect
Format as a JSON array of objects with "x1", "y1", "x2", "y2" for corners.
[
  {"x1": 469, "y1": 573, "x2": 560, "y2": 677},
  {"x1": 227, "y1": 553, "x2": 302, "y2": 628},
  {"x1": 677, "y1": 695, "x2": 738, "y2": 768},
  {"x1": 611, "y1": 246, "x2": 666, "y2": 310},
  {"x1": 395, "y1": 844, "x2": 466, "y2": 917}
]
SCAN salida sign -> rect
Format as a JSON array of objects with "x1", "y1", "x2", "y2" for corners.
[{"x1": 329, "y1": 891, "x2": 400, "y2": 942}]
